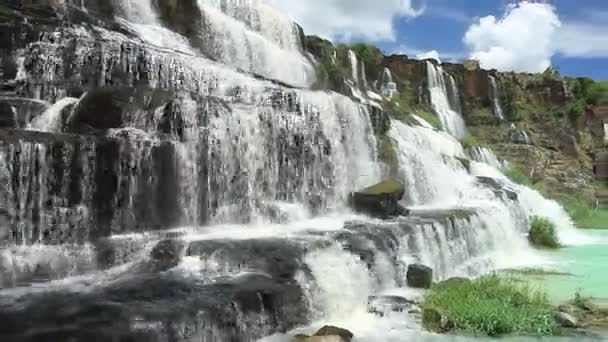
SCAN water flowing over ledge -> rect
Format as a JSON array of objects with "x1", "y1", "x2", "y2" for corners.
[{"x1": 0, "y1": 1, "x2": 601, "y2": 341}]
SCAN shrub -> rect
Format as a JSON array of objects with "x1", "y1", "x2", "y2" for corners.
[
  {"x1": 505, "y1": 167, "x2": 532, "y2": 186},
  {"x1": 415, "y1": 109, "x2": 443, "y2": 130},
  {"x1": 349, "y1": 43, "x2": 384, "y2": 69},
  {"x1": 422, "y1": 275, "x2": 558, "y2": 336},
  {"x1": 528, "y1": 217, "x2": 560, "y2": 249},
  {"x1": 460, "y1": 134, "x2": 482, "y2": 148}
]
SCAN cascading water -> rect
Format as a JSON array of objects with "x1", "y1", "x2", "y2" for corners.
[
  {"x1": 381, "y1": 67, "x2": 398, "y2": 98},
  {"x1": 489, "y1": 75, "x2": 505, "y2": 120},
  {"x1": 468, "y1": 146, "x2": 507, "y2": 170},
  {"x1": 28, "y1": 97, "x2": 79, "y2": 133},
  {"x1": 426, "y1": 61, "x2": 467, "y2": 139},
  {"x1": 0, "y1": 1, "x2": 598, "y2": 341}
]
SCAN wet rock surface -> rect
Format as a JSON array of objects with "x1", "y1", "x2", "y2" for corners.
[
  {"x1": 406, "y1": 264, "x2": 433, "y2": 289},
  {"x1": 349, "y1": 180, "x2": 409, "y2": 219}
]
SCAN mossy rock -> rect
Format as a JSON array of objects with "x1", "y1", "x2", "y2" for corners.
[{"x1": 349, "y1": 180, "x2": 408, "y2": 219}]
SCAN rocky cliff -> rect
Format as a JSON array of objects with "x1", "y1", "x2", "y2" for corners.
[{"x1": 304, "y1": 37, "x2": 607, "y2": 205}]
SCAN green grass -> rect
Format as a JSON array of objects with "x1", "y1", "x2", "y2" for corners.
[
  {"x1": 528, "y1": 217, "x2": 561, "y2": 249},
  {"x1": 422, "y1": 275, "x2": 559, "y2": 337},
  {"x1": 505, "y1": 167, "x2": 533, "y2": 186},
  {"x1": 415, "y1": 109, "x2": 443, "y2": 130},
  {"x1": 561, "y1": 199, "x2": 608, "y2": 229}
]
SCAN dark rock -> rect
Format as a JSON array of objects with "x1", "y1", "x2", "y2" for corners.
[
  {"x1": 476, "y1": 176, "x2": 518, "y2": 201},
  {"x1": 508, "y1": 127, "x2": 533, "y2": 145},
  {"x1": 0, "y1": 101, "x2": 17, "y2": 128},
  {"x1": 150, "y1": 239, "x2": 185, "y2": 270},
  {"x1": 406, "y1": 264, "x2": 433, "y2": 289},
  {"x1": 314, "y1": 326, "x2": 354, "y2": 342},
  {"x1": 422, "y1": 307, "x2": 453, "y2": 333},
  {"x1": 348, "y1": 180, "x2": 409, "y2": 219}
]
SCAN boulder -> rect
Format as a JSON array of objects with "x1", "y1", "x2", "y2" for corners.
[
  {"x1": 314, "y1": 326, "x2": 353, "y2": 342},
  {"x1": 555, "y1": 311, "x2": 578, "y2": 328},
  {"x1": 406, "y1": 264, "x2": 433, "y2": 289},
  {"x1": 0, "y1": 101, "x2": 17, "y2": 128},
  {"x1": 348, "y1": 180, "x2": 409, "y2": 219},
  {"x1": 422, "y1": 307, "x2": 453, "y2": 333},
  {"x1": 150, "y1": 239, "x2": 186, "y2": 270},
  {"x1": 293, "y1": 336, "x2": 344, "y2": 342}
]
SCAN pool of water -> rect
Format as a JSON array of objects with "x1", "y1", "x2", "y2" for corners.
[{"x1": 521, "y1": 230, "x2": 608, "y2": 304}]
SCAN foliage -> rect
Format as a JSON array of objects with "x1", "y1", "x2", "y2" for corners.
[
  {"x1": 377, "y1": 135, "x2": 397, "y2": 170},
  {"x1": 415, "y1": 109, "x2": 443, "y2": 130},
  {"x1": 460, "y1": 133, "x2": 485, "y2": 149},
  {"x1": 572, "y1": 78, "x2": 608, "y2": 106},
  {"x1": 528, "y1": 217, "x2": 560, "y2": 249},
  {"x1": 422, "y1": 275, "x2": 558, "y2": 337},
  {"x1": 349, "y1": 43, "x2": 384, "y2": 69},
  {"x1": 561, "y1": 199, "x2": 608, "y2": 229},
  {"x1": 386, "y1": 85, "x2": 442, "y2": 130},
  {"x1": 505, "y1": 167, "x2": 533, "y2": 186}
]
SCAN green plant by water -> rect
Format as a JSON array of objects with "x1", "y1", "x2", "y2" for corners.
[
  {"x1": 528, "y1": 217, "x2": 560, "y2": 249},
  {"x1": 422, "y1": 275, "x2": 559, "y2": 337}
]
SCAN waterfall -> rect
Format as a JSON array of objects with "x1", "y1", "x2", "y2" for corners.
[
  {"x1": 468, "y1": 146, "x2": 506, "y2": 170},
  {"x1": 381, "y1": 67, "x2": 398, "y2": 98},
  {"x1": 426, "y1": 61, "x2": 467, "y2": 139},
  {"x1": 195, "y1": 0, "x2": 315, "y2": 87},
  {"x1": 0, "y1": 1, "x2": 597, "y2": 341},
  {"x1": 28, "y1": 97, "x2": 79, "y2": 133},
  {"x1": 348, "y1": 50, "x2": 359, "y2": 86},
  {"x1": 489, "y1": 76, "x2": 505, "y2": 120}
]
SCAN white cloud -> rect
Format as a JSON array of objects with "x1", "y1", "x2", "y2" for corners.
[
  {"x1": 269, "y1": 0, "x2": 424, "y2": 41},
  {"x1": 463, "y1": 1, "x2": 608, "y2": 73},
  {"x1": 416, "y1": 50, "x2": 441, "y2": 63},
  {"x1": 556, "y1": 22, "x2": 608, "y2": 59},
  {"x1": 463, "y1": 2, "x2": 561, "y2": 73}
]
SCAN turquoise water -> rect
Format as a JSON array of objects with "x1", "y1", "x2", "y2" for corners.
[{"x1": 522, "y1": 230, "x2": 608, "y2": 304}]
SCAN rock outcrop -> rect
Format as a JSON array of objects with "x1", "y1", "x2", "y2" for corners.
[
  {"x1": 406, "y1": 264, "x2": 433, "y2": 289},
  {"x1": 349, "y1": 180, "x2": 409, "y2": 219}
]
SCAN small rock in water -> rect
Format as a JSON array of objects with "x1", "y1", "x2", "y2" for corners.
[
  {"x1": 555, "y1": 311, "x2": 578, "y2": 328},
  {"x1": 406, "y1": 264, "x2": 433, "y2": 289},
  {"x1": 150, "y1": 239, "x2": 186, "y2": 270},
  {"x1": 368, "y1": 295, "x2": 417, "y2": 316},
  {"x1": 312, "y1": 325, "x2": 354, "y2": 342}
]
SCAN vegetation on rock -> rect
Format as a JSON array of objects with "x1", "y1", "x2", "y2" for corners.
[
  {"x1": 505, "y1": 167, "x2": 533, "y2": 186},
  {"x1": 422, "y1": 275, "x2": 558, "y2": 336},
  {"x1": 528, "y1": 217, "x2": 560, "y2": 249}
]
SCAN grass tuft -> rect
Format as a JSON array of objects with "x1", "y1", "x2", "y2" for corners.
[
  {"x1": 505, "y1": 167, "x2": 533, "y2": 186},
  {"x1": 422, "y1": 275, "x2": 559, "y2": 337}
]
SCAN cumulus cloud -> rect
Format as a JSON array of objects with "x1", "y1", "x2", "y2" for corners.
[
  {"x1": 463, "y1": 2, "x2": 561, "y2": 73},
  {"x1": 463, "y1": 1, "x2": 608, "y2": 73},
  {"x1": 269, "y1": 0, "x2": 424, "y2": 41}
]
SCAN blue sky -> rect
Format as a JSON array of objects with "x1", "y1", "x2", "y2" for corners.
[{"x1": 271, "y1": 0, "x2": 608, "y2": 80}]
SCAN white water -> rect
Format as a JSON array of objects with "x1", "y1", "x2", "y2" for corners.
[
  {"x1": 381, "y1": 67, "x2": 398, "y2": 98},
  {"x1": 196, "y1": 0, "x2": 315, "y2": 87},
  {"x1": 426, "y1": 62, "x2": 467, "y2": 139},
  {"x1": 4, "y1": 1, "x2": 604, "y2": 341},
  {"x1": 489, "y1": 76, "x2": 505, "y2": 120},
  {"x1": 468, "y1": 146, "x2": 506, "y2": 170},
  {"x1": 349, "y1": 50, "x2": 360, "y2": 86},
  {"x1": 28, "y1": 97, "x2": 79, "y2": 133}
]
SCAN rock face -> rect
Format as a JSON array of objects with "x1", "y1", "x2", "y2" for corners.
[
  {"x1": 406, "y1": 264, "x2": 433, "y2": 289},
  {"x1": 349, "y1": 180, "x2": 409, "y2": 219}
]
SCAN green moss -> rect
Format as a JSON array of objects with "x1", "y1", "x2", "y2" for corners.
[
  {"x1": 377, "y1": 135, "x2": 398, "y2": 170},
  {"x1": 415, "y1": 109, "x2": 443, "y2": 130},
  {"x1": 529, "y1": 217, "x2": 560, "y2": 249},
  {"x1": 422, "y1": 275, "x2": 558, "y2": 336},
  {"x1": 455, "y1": 157, "x2": 471, "y2": 173},
  {"x1": 360, "y1": 179, "x2": 403, "y2": 195},
  {"x1": 505, "y1": 167, "x2": 533, "y2": 186},
  {"x1": 460, "y1": 134, "x2": 483, "y2": 149}
]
